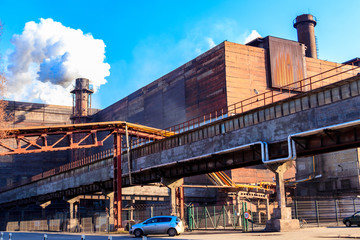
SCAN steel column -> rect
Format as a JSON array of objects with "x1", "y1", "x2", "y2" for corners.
[{"x1": 113, "y1": 133, "x2": 122, "y2": 229}]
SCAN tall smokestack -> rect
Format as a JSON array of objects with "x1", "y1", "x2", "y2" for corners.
[
  {"x1": 70, "y1": 78, "x2": 94, "y2": 124},
  {"x1": 293, "y1": 14, "x2": 318, "y2": 59}
]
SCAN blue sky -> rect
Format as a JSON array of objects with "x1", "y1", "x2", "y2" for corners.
[{"x1": 0, "y1": 0, "x2": 359, "y2": 109}]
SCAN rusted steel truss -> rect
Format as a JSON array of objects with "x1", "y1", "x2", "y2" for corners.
[
  {"x1": 0, "y1": 121, "x2": 172, "y2": 230},
  {"x1": 0, "y1": 121, "x2": 172, "y2": 156}
]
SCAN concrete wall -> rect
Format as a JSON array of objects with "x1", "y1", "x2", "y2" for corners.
[
  {"x1": 296, "y1": 149, "x2": 360, "y2": 196},
  {"x1": 0, "y1": 159, "x2": 113, "y2": 204}
]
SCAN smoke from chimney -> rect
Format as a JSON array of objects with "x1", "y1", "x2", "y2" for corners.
[{"x1": 5, "y1": 18, "x2": 110, "y2": 105}]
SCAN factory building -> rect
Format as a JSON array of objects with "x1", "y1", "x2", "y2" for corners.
[{"x1": 1, "y1": 13, "x2": 359, "y2": 205}]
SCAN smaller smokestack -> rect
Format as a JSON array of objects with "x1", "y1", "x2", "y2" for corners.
[
  {"x1": 70, "y1": 78, "x2": 94, "y2": 124},
  {"x1": 293, "y1": 14, "x2": 317, "y2": 59}
]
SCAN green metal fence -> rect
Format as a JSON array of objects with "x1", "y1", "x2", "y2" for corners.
[{"x1": 185, "y1": 202, "x2": 265, "y2": 232}]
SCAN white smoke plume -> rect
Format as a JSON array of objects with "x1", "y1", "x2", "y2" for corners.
[
  {"x1": 244, "y1": 30, "x2": 261, "y2": 44},
  {"x1": 6, "y1": 18, "x2": 110, "y2": 106}
]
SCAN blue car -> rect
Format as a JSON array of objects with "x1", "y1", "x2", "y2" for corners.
[{"x1": 129, "y1": 216, "x2": 184, "y2": 237}]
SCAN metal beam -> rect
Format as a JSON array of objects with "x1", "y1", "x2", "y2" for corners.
[{"x1": 0, "y1": 121, "x2": 172, "y2": 156}]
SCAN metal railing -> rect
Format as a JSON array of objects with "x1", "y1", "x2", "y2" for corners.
[{"x1": 164, "y1": 61, "x2": 360, "y2": 134}]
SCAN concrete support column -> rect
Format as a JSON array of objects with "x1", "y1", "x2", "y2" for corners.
[
  {"x1": 161, "y1": 178, "x2": 184, "y2": 215},
  {"x1": 236, "y1": 191, "x2": 242, "y2": 227},
  {"x1": 129, "y1": 199, "x2": 135, "y2": 221},
  {"x1": 68, "y1": 198, "x2": 80, "y2": 232},
  {"x1": 266, "y1": 197, "x2": 270, "y2": 221},
  {"x1": 107, "y1": 192, "x2": 115, "y2": 231},
  {"x1": 40, "y1": 201, "x2": 51, "y2": 220},
  {"x1": 266, "y1": 161, "x2": 299, "y2": 232},
  {"x1": 69, "y1": 201, "x2": 74, "y2": 219}
]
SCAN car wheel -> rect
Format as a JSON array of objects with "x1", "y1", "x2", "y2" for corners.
[
  {"x1": 168, "y1": 228, "x2": 177, "y2": 237},
  {"x1": 345, "y1": 221, "x2": 351, "y2": 227},
  {"x1": 134, "y1": 229, "x2": 143, "y2": 238}
]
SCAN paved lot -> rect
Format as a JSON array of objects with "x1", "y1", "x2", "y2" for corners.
[{"x1": 1, "y1": 226, "x2": 360, "y2": 240}]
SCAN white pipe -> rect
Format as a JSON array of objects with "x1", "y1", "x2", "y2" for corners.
[
  {"x1": 262, "y1": 135, "x2": 296, "y2": 164},
  {"x1": 263, "y1": 119, "x2": 360, "y2": 164},
  {"x1": 291, "y1": 119, "x2": 360, "y2": 161},
  {"x1": 123, "y1": 141, "x2": 268, "y2": 176},
  {"x1": 125, "y1": 119, "x2": 360, "y2": 173}
]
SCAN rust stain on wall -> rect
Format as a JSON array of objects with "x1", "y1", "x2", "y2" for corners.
[{"x1": 268, "y1": 36, "x2": 305, "y2": 90}]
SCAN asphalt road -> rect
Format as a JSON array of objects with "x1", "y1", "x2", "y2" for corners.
[{"x1": 2, "y1": 226, "x2": 360, "y2": 240}]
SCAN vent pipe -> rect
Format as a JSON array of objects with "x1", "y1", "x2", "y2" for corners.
[{"x1": 293, "y1": 14, "x2": 318, "y2": 59}]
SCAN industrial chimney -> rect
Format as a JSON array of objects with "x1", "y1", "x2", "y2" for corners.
[
  {"x1": 293, "y1": 14, "x2": 317, "y2": 59},
  {"x1": 70, "y1": 78, "x2": 94, "y2": 124}
]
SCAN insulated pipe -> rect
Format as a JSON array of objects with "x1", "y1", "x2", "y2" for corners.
[
  {"x1": 289, "y1": 119, "x2": 360, "y2": 160},
  {"x1": 125, "y1": 119, "x2": 360, "y2": 175},
  {"x1": 123, "y1": 141, "x2": 268, "y2": 177},
  {"x1": 262, "y1": 136, "x2": 296, "y2": 164},
  {"x1": 263, "y1": 118, "x2": 360, "y2": 164}
]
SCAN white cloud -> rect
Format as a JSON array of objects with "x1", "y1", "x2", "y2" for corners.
[
  {"x1": 205, "y1": 37, "x2": 216, "y2": 48},
  {"x1": 5, "y1": 18, "x2": 110, "y2": 106}
]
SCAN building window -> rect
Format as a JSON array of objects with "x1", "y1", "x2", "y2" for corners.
[{"x1": 341, "y1": 179, "x2": 351, "y2": 190}]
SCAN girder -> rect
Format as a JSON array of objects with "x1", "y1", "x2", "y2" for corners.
[{"x1": 0, "y1": 121, "x2": 173, "y2": 156}]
